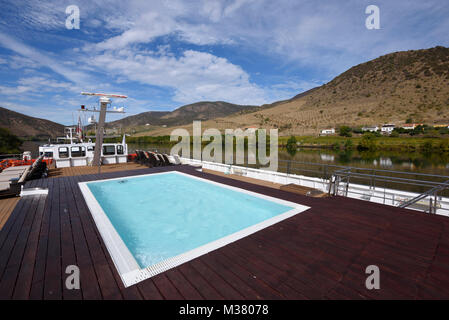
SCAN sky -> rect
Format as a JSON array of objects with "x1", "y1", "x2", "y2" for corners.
[{"x1": 0, "y1": 0, "x2": 448, "y2": 125}]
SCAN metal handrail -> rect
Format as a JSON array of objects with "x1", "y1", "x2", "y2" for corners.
[
  {"x1": 177, "y1": 154, "x2": 449, "y2": 214},
  {"x1": 277, "y1": 159, "x2": 449, "y2": 179},
  {"x1": 398, "y1": 179, "x2": 449, "y2": 209}
]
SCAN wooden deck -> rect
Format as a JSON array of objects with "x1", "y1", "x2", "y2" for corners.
[
  {"x1": 1, "y1": 165, "x2": 449, "y2": 299},
  {"x1": 0, "y1": 197, "x2": 19, "y2": 230},
  {"x1": 0, "y1": 163, "x2": 148, "y2": 231},
  {"x1": 47, "y1": 162, "x2": 148, "y2": 178}
]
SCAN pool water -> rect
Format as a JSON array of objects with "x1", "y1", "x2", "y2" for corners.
[{"x1": 86, "y1": 172, "x2": 296, "y2": 269}]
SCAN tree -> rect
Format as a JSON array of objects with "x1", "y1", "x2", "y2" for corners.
[
  {"x1": 0, "y1": 128, "x2": 22, "y2": 154},
  {"x1": 286, "y1": 136, "x2": 297, "y2": 156},
  {"x1": 389, "y1": 131, "x2": 400, "y2": 138},
  {"x1": 357, "y1": 133, "x2": 377, "y2": 151},
  {"x1": 339, "y1": 126, "x2": 353, "y2": 137}
]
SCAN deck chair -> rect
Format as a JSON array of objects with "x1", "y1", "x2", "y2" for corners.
[
  {"x1": 168, "y1": 154, "x2": 182, "y2": 165},
  {"x1": 161, "y1": 154, "x2": 173, "y2": 166},
  {"x1": 147, "y1": 152, "x2": 162, "y2": 167},
  {"x1": 155, "y1": 153, "x2": 169, "y2": 166}
]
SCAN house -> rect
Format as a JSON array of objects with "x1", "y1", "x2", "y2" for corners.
[
  {"x1": 320, "y1": 128, "x2": 335, "y2": 135},
  {"x1": 362, "y1": 126, "x2": 379, "y2": 132},
  {"x1": 381, "y1": 124, "x2": 395, "y2": 134},
  {"x1": 433, "y1": 124, "x2": 449, "y2": 129},
  {"x1": 244, "y1": 125, "x2": 258, "y2": 132},
  {"x1": 402, "y1": 123, "x2": 422, "y2": 130}
]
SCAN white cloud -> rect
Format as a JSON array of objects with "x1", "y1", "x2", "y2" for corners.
[
  {"x1": 88, "y1": 48, "x2": 267, "y2": 105},
  {"x1": 1, "y1": 0, "x2": 448, "y2": 123},
  {"x1": 0, "y1": 76, "x2": 81, "y2": 97},
  {"x1": 0, "y1": 32, "x2": 92, "y2": 86}
]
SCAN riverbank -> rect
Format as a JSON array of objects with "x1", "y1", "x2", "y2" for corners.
[{"x1": 279, "y1": 135, "x2": 449, "y2": 153}]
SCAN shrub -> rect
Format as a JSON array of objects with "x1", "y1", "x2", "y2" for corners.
[
  {"x1": 389, "y1": 131, "x2": 400, "y2": 138},
  {"x1": 286, "y1": 136, "x2": 297, "y2": 156},
  {"x1": 339, "y1": 126, "x2": 353, "y2": 137},
  {"x1": 344, "y1": 139, "x2": 353, "y2": 150},
  {"x1": 0, "y1": 128, "x2": 23, "y2": 154},
  {"x1": 357, "y1": 134, "x2": 377, "y2": 151},
  {"x1": 421, "y1": 141, "x2": 433, "y2": 153}
]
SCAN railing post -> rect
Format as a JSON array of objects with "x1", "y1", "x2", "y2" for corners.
[
  {"x1": 434, "y1": 192, "x2": 438, "y2": 214},
  {"x1": 287, "y1": 160, "x2": 291, "y2": 175}
]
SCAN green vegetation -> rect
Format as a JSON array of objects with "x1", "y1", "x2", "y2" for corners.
[
  {"x1": 0, "y1": 127, "x2": 22, "y2": 154},
  {"x1": 357, "y1": 133, "x2": 378, "y2": 151},
  {"x1": 279, "y1": 134, "x2": 449, "y2": 153},
  {"x1": 339, "y1": 126, "x2": 353, "y2": 137},
  {"x1": 286, "y1": 136, "x2": 297, "y2": 156}
]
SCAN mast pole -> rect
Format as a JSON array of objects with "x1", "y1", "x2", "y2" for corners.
[
  {"x1": 80, "y1": 92, "x2": 127, "y2": 173},
  {"x1": 92, "y1": 97, "x2": 109, "y2": 172}
]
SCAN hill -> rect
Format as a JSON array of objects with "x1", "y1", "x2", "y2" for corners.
[
  {"x1": 101, "y1": 101, "x2": 258, "y2": 131},
  {"x1": 0, "y1": 107, "x2": 65, "y2": 138},
  {"x1": 136, "y1": 46, "x2": 449, "y2": 136}
]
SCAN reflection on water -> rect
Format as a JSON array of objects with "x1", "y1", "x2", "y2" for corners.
[
  {"x1": 127, "y1": 143, "x2": 449, "y2": 176},
  {"x1": 25, "y1": 141, "x2": 449, "y2": 176}
]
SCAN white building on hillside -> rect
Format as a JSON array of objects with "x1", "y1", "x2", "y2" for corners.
[
  {"x1": 362, "y1": 126, "x2": 379, "y2": 132},
  {"x1": 381, "y1": 124, "x2": 396, "y2": 134},
  {"x1": 320, "y1": 128, "x2": 335, "y2": 135},
  {"x1": 401, "y1": 123, "x2": 422, "y2": 130}
]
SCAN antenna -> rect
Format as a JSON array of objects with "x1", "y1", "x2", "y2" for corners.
[{"x1": 80, "y1": 92, "x2": 127, "y2": 171}]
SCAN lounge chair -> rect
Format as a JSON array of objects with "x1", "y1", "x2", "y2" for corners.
[
  {"x1": 168, "y1": 154, "x2": 182, "y2": 165},
  {"x1": 155, "y1": 153, "x2": 169, "y2": 166},
  {"x1": 137, "y1": 150, "x2": 148, "y2": 166},
  {"x1": 0, "y1": 165, "x2": 30, "y2": 197},
  {"x1": 135, "y1": 150, "x2": 144, "y2": 164},
  {"x1": 161, "y1": 154, "x2": 173, "y2": 166},
  {"x1": 146, "y1": 151, "x2": 162, "y2": 167},
  {"x1": 26, "y1": 156, "x2": 47, "y2": 180}
]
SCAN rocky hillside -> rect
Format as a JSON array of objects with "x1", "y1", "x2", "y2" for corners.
[
  {"x1": 103, "y1": 101, "x2": 258, "y2": 130},
  {"x1": 138, "y1": 46, "x2": 449, "y2": 136},
  {"x1": 0, "y1": 107, "x2": 65, "y2": 138}
]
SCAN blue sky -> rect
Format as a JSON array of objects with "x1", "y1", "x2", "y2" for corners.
[{"x1": 0, "y1": 0, "x2": 448, "y2": 125}]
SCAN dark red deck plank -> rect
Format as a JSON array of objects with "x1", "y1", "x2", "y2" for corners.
[
  {"x1": 29, "y1": 177, "x2": 53, "y2": 299},
  {"x1": 64, "y1": 175, "x2": 102, "y2": 300},
  {"x1": 43, "y1": 175, "x2": 62, "y2": 300},
  {"x1": 59, "y1": 177, "x2": 82, "y2": 300},
  {"x1": 0, "y1": 196, "x2": 41, "y2": 299},
  {"x1": 164, "y1": 268, "x2": 203, "y2": 300},
  {"x1": 219, "y1": 245, "x2": 307, "y2": 299},
  {"x1": 71, "y1": 174, "x2": 123, "y2": 300},
  {"x1": 176, "y1": 262, "x2": 225, "y2": 300},
  {"x1": 12, "y1": 195, "x2": 47, "y2": 299},
  {"x1": 198, "y1": 256, "x2": 260, "y2": 300},
  {"x1": 136, "y1": 279, "x2": 164, "y2": 300},
  {"x1": 151, "y1": 273, "x2": 184, "y2": 300},
  {"x1": 202, "y1": 250, "x2": 284, "y2": 300},
  {"x1": 188, "y1": 258, "x2": 244, "y2": 300},
  {"x1": 1, "y1": 165, "x2": 448, "y2": 299}
]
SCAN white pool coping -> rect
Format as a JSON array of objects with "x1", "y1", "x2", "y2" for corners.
[{"x1": 78, "y1": 171, "x2": 310, "y2": 287}]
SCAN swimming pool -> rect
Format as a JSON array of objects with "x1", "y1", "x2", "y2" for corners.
[{"x1": 79, "y1": 171, "x2": 309, "y2": 287}]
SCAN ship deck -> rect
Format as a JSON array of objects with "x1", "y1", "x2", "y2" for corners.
[
  {"x1": 0, "y1": 163, "x2": 148, "y2": 232},
  {"x1": 1, "y1": 165, "x2": 449, "y2": 299}
]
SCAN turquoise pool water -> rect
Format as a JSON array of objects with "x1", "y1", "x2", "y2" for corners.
[{"x1": 87, "y1": 172, "x2": 295, "y2": 269}]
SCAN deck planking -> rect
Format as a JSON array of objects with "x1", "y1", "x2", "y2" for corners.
[
  {"x1": 0, "y1": 197, "x2": 20, "y2": 230},
  {"x1": 0, "y1": 164, "x2": 449, "y2": 299}
]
